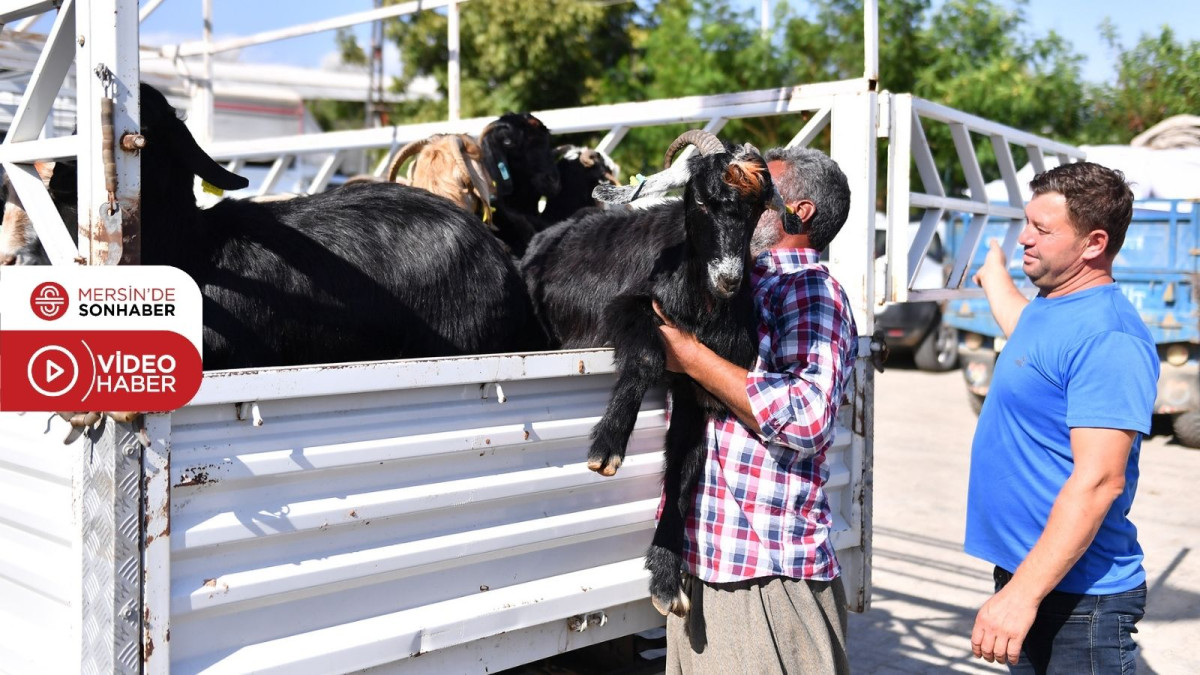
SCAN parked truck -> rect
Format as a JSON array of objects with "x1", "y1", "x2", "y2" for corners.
[
  {"x1": 0, "y1": 3, "x2": 1085, "y2": 673},
  {"x1": 943, "y1": 200, "x2": 1200, "y2": 446}
]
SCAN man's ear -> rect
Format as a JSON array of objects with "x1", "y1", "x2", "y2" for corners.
[
  {"x1": 793, "y1": 199, "x2": 816, "y2": 226},
  {"x1": 1081, "y1": 229, "x2": 1109, "y2": 261}
]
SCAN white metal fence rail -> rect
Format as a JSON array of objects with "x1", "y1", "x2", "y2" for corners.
[{"x1": 884, "y1": 94, "x2": 1086, "y2": 304}]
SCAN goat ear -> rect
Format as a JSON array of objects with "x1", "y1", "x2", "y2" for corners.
[
  {"x1": 722, "y1": 160, "x2": 767, "y2": 198},
  {"x1": 592, "y1": 161, "x2": 692, "y2": 204},
  {"x1": 173, "y1": 117, "x2": 249, "y2": 191}
]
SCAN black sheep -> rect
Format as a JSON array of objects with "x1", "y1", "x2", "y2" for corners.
[{"x1": 520, "y1": 130, "x2": 786, "y2": 615}]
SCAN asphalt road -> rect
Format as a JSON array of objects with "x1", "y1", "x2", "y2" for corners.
[{"x1": 852, "y1": 358, "x2": 1200, "y2": 674}]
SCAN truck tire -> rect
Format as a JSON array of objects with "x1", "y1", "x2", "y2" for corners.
[
  {"x1": 1171, "y1": 411, "x2": 1200, "y2": 449},
  {"x1": 914, "y1": 320, "x2": 959, "y2": 372}
]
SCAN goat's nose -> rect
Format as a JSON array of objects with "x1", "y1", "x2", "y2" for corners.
[
  {"x1": 1, "y1": 253, "x2": 16, "y2": 266},
  {"x1": 714, "y1": 276, "x2": 740, "y2": 299}
]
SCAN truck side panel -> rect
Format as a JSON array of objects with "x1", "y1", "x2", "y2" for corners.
[
  {"x1": 0, "y1": 413, "x2": 76, "y2": 674},
  {"x1": 149, "y1": 351, "x2": 861, "y2": 673}
]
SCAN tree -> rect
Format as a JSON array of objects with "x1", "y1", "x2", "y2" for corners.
[
  {"x1": 1084, "y1": 24, "x2": 1200, "y2": 143},
  {"x1": 383, "y1": 0, "x2": 638, "y2": 122},
  {"x1": 912, "y1": 0, "x2": 1085, "y2": 191}
]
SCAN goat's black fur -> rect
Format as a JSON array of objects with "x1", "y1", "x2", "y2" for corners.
[
  {"x1": 541, "y1": 146, "x2": 618, "y2": 225},
  {"x1": 520, "y1": 146, "x2": 776, "y2": 615},
  {"x1": 135, "y1": 83, "x2": 545, "y2": 369},
  {"x1": 480, "y1": 112, "x2": 560, "y2": 256}
]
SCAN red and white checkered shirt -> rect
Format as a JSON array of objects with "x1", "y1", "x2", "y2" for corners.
[{"x1": 680, "y1": 248, "x2": 858, "y2": 583}]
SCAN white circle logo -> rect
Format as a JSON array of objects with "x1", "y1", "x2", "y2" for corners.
[{"x1": 26, "y1": 345, "x2": 80, "y2": 397}]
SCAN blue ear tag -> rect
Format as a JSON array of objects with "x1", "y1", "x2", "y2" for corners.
[{"x1": 497, "y1": 161, "x2": 510, "y2": 181}]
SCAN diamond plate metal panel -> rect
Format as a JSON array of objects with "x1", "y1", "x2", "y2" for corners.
[{"x1": 79, "y1": 419, "x2": 143, "y2": 675}]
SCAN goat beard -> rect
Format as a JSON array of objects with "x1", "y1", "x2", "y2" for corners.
[{"x1": 749, "y1": 217, "x2": 784, "y2": 259}]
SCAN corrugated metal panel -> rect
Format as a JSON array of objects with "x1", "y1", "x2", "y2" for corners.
[
  {"x1": 0, "y1": 412, "x2": 76, "y2": 675},
  {"x1": 161, "y1": 349, "x2": 863, "y2": 673}
]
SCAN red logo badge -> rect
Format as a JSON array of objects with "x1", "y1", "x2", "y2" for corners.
[
  {"x1": 30, "y1": 282, "x2": 69, "y2": 320},
  {"x1": 0, "y1": 331, "x2": 203, "y2": 411}
]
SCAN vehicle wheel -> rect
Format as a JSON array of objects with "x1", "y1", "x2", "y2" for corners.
[
  {"x1": 968, "y1": 391, "x2": 985, "y2": 416},
  {"x1": 1170, "y1": 411, "x2": 1200, "y2": 449},
  {"x1": 914, "y1": 320, "x2": 959, "y2": 372}
]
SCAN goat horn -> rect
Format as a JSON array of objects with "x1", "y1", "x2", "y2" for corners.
[
  {"x1": 663, "y1": 129, "x2": 726, "y2": 169},
  {"x1": 386, "y1": 137, "x2": 433, "y2": 183}
]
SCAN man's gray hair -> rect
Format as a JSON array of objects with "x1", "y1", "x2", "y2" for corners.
[{"x1": 764, "y1": 146, "x2": 851, "y2": 251}]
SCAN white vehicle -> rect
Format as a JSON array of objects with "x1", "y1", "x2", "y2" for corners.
[{"x1": 0, "y1": 2, "x2": 1081, "y2": 673}]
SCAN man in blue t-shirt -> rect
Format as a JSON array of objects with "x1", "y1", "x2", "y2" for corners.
[{"x1": 965, "y1": 161, "x2": 1158, "y2": 673}]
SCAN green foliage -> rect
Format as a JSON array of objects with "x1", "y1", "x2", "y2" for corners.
[
  {"x1": 912, "y1": 0, "x2": 1085, "y2": 190},
  {"x1": 304, "y1": 0, "x2": 1196, "y2": 197},
  {"x1": 383, "y1": 0, "x2": 637, "y2": 122},
  {"x1": 1084, "y1": 25, "x2": 1200, "y2": 143}
]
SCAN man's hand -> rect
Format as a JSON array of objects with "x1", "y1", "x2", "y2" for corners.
[
  {"x1": 970, "y1": 584, "x2": 1038, "y2": 666},
  {"x1": 971, "y1": 239, "x2": 1028, "y2": 337},
  {"x1": 652, "y1": 300, "x2": 699, "y2": 374},
  {"x1": 973, "y1": 239, "x2": 1009, "y2": 289}
]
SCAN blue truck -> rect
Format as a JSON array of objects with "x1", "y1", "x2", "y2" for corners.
[{"x1": 942, "y1": 200, "x2": 1200, "y2": 447}]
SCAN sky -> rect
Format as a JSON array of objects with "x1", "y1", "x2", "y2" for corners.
[{"x1": 36, "y1": 0, "x2": 1200, "y2": 85}]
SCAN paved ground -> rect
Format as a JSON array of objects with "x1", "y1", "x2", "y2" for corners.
[
  {"x1": 512, "y1": 359, "x2": 1200, "y2": 674},
  {"x1": 850, "y1": 359, "x2": 1200, "y2": 674}
]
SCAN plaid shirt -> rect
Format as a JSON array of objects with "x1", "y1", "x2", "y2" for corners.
[{"x1": 680, "y1": 248, "x2": 858, "y2": 583}]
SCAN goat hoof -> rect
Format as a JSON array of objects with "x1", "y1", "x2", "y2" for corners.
[
  {"x1": 646, "y1": 544, "x2": 688, "y2": 616},
  {"x1": 586, "y1": 455, "x2": 621, "y2": 476},
  {"x1": 650, "y1": 585, "x2": 690, "y2": 617}
]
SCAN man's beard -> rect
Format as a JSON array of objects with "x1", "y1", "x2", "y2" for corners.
[{"x1": 749, "y1": 218, "x2": 782, "y2": 258}]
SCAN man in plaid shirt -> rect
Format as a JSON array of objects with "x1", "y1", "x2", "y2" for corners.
[{"x1": 655, "y1": 146, "x2": 857, "y2": 674}]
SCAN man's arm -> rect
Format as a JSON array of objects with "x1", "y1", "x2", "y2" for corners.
[
  {"x1": 654, "y1": 319, "x2": 762, "y2": 432},
  {"x1": 653, "y1": 271, "x2": 853, "y2": 454},
  {"x1": 974, "y1": 240, "x2": 1028, "y2": 338},
  {"x1": 970, "y1": 427, "x2": 1136, "y2": 666}
]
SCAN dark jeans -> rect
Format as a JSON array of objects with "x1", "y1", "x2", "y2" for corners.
[{"x1": 994, "y1": 566, "x2": 1147, "y2": 674}]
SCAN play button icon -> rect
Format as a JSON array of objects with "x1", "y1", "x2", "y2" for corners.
[{"x1": 27, "y1": 345, "x2": 80, "y2": 397}]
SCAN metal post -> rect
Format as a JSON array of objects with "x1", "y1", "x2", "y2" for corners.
[
  {"x1": 76, "y1": 0, "x2": 141, "y2": 266},
  {"x1": 193, "y1": 0, "x2": 215, "y2": 145},
  {"x1": 828, "y1": 89, "x2": 879, "y2": 613},
  {"x1": 447, "y1": 0, "x2": 460, "y2": 120},
  {"x1": 863, "y1": 0, "x2": 879, "y2": 86},
  {"x1": 73, "y1": 8, "x2": 144, "y2": 669}
]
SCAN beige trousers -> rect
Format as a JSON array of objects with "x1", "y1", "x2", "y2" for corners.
[{"x1": 665, "y1": 575, "x2": 849, "y2": 675}]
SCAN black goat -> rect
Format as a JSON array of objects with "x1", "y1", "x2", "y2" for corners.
[
  {"x1": 7, "y1": 83, "x2": 546, "y2": 370},
  {"x1": 479, "y1": 112, "x2": 561, "y2": 256},
  {"x1": 541, "y1": 145, "x2": 620, "y2": 225},
  {"x1": 520, "y1": 130, "x2": 786, "y2": 616}
]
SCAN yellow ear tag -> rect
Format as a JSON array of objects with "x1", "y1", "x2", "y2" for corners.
[
  {"x1": 201, "y1": 180, "x2": 224, "y2": 197},
  {"x1": 629, "y1": 173, "x2": 646, "y2": 186}
]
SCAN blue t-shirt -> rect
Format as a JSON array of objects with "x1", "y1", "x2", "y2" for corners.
[{"x1": 964, "y1": 283, "x2": 1158, "y2": 594}]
